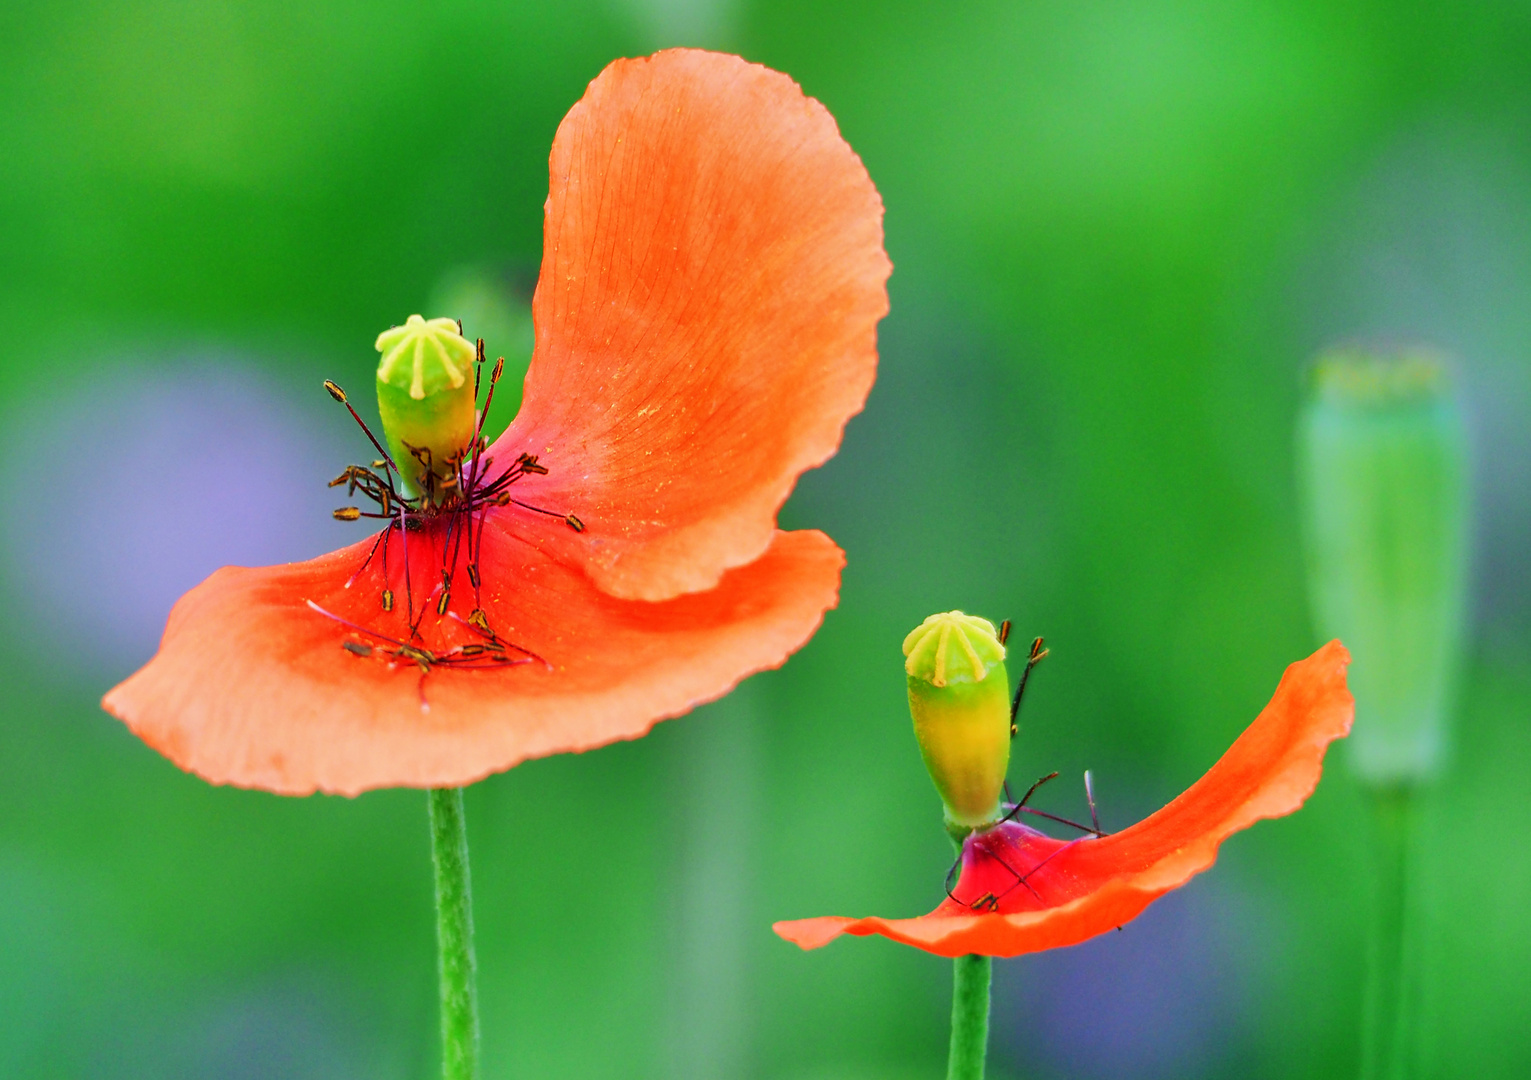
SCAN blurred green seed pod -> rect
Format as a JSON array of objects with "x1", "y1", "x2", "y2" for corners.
[
  {"x1": 1298, "y1": 346, "x2": 1471, "y2": 787},
  {"x1": 375, "y1": 315, "x2": 478, "y2": 502},
  {"x1": 429, "y1": 267, "x2": 534, "y2": 443},
  {"x1": 904, "y1": 612, "x2": 1011, "y2": 833}
]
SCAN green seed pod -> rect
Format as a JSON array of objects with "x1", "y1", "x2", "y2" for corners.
[
  {"x1": 1298, "y1": 347, "x2": 1470, "y2": 787},
  {"x1": 904, "y1": 611, "x2": 1011, "y2": 832},
  {"x1": 375, "y1": 315, "x2": 478, "y2": 502}
]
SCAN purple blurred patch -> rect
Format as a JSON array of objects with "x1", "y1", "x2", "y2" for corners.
[
  {"x1": 86, "y1": 975, "x2": 400, "y2": 1080},
  {"x1": 991, "y1": 875, "x2": 1279, "y2": 1080},
  {"x1": 3, "y1": 356, "x2": 356, "y2": 678}
]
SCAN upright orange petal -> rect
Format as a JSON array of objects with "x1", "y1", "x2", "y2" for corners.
[
  {"x1": 494, "y1": 49, "x2": 890, "y2": 602},
  {"x1": 103, "y1": 524, "x2": 843, "y2": 796},
  {"x1": 774, "y1": 642, "x2": 1353, "y2": 958}
]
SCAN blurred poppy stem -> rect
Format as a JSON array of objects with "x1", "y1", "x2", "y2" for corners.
[
  {"x1": 429, "y1": 787, "x2": 480, "y2": 1080},
  {"x1": 1361, "y1": 787, "x2": 1415, "y2": 1080},
  {"x1": 947, "y1": 953, "x2": 991, "y2": 1079}
]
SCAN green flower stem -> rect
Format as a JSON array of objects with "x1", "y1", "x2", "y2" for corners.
[
  {"x1": 1361, "y1": 787, "x2": 1415, "y2": 1080},
  {"x1": 947, "y1": 954, "x2": 992, "y2": 1080},
  {"x1": 429, "y1": 787, "x2": 480, "y2": 1080}
]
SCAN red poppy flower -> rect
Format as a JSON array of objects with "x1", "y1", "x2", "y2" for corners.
[
  {"x1": 774, "y1": 641, "x2": 1353, "y2": 958},
  {"x1": 102, "y1": 49, "x2": 890, "y2": 797}
]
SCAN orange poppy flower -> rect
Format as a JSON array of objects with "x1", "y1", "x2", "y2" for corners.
[
  {"x1": 102, "y1": 49, "x2": 890, "y2": 797},
  {"x1": 774, "y1": 641, "x2": 1353, "y2": 958}
]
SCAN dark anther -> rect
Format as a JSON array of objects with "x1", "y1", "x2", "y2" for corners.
[
  {"x1": 342, "y1": 641, "x2": 373, "y2": 657},
  {"x1": 372, "y1": 459, "x2": 387, "y2": 469},
  {"x1": 436, "y1": 590, "x2": 450, "y2": 616},
  {"x1": 333, "y1": 507, "x2": 362, "y2": 521},
  {"x1": 328, "y1": 471, "x2": 349, "y2": 488},
  {"x1": 492, "y1": 356, "x2": 504, "y2": 381},
  {"x1": 467, "y1": 609, "x2": 492, "y2": 634},
  {"x1": 382, "y1": 589, "x2": 394, "y2": 612},
  {"x1": 324, "y1": 380, "x2": 347, "y2": 403},
  {"x1": 467, "y1": 565, "x2": 479, "y2": 588},
  {"x1": 1009, "y1": 635, "x2": 1048, "y2": 735},
  {"x1": 565, "y1": 514, "x2": 585, "y2": 533},
  {"x1": 998, "y1": 619, "x2": 1012, "y2": 646}
]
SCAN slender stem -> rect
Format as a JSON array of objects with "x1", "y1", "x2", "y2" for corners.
[
  {"x1": 1360, "y1": 786, "x2": 1414, "y2": 1080},
  {"x1": 429, "y1": 787, "x2": 480, "y2": 1080},
  {"x1": 947, "y1": 954, "x2": 992, "y2": 1080}
]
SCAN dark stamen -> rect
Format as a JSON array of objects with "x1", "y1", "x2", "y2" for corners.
[
  {"x1": 1009, "y1": 635, "x2": 1048, "y2": 737},
  {"x1": 1007, "y1": 805, "x2": 1104, "y2": 836},
  {"x1": 321, "y1": 343, "x2": 583, "y2": 683},
  {"x1": 510, "y1": 498, "x2": 584, "y2": 528},
  {"x1": 307, "y1": 599, "x2": 413, "y2": 650},
  {"x1": 323, "y1": 380, "x2": 398, "y2": 474},
  {"x1": 996, "y1": 769, "x2": 1108, "y2": 837},
  {"x1": 980, "y1": 844, "x2": 1046, "y2": 904},
  {"x1": 1006, "y1": 771, "x2": 1059, "y2": 818}
]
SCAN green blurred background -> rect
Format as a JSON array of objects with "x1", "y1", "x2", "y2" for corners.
[{"x1": 2, "y1": 1, "x2": 1529, "y2": 1077}]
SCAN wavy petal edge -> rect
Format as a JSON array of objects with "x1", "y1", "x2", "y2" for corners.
[{"x1": 773, "y1": 641, "x2": 1353, "y2": 958}]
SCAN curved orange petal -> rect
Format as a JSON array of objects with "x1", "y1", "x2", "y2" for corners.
[
  {"x1": 492, "y1": 48, "x2": 890, "y2": 602},
  {"x1": 774, "y1": 641, "x2": 1353, "y2": 958},
  {"x1": 103, "y1": 521, "x2": 843, "y2": 796}
]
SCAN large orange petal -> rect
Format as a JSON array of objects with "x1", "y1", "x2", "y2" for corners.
[
  {"x1": 103, "y1": 520, "x2": 843, "y2": 796},
  {"x1": 774, "y1": 642, "x2": 1353, "y2": 958},
  {"x1": 491, "y1": 48, "x2": 890, "y2": 602}
]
